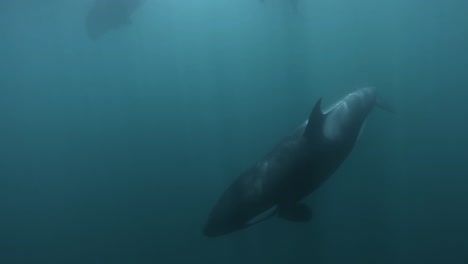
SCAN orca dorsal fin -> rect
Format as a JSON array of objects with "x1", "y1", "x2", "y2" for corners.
[{"x1": 304, "y1": 98, "x2": 325, "y2": 140}]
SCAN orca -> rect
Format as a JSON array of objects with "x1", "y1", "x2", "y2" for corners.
[
  {"x1": 203, "y1": 87, "x2": 393, "y2": 237},
  {"x1": 85, "y1": 0, "x2": 142, "y2": 39}
]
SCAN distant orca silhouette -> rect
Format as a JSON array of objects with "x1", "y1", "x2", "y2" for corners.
[
  {"x1": 203, "y1": 87, "x2": 394, "y2": 237},
  {"x1": 86, "y1": 0, "x2": 142, "y2": 39}
]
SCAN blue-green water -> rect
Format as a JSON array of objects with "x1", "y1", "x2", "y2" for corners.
[{"x1": 1, "y1": 0, "x2": 468, "y2": 263}]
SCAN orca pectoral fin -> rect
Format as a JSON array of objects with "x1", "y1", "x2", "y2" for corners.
[
  {"x1": 376, "y1": 96, "x2": 396, "y2": 113},
  {"x1": 278, "y1": 202, "x2": 312, "y2": 222},
  {"x1": 246, "y1": 208, "x2": 278, "y2": 227}
]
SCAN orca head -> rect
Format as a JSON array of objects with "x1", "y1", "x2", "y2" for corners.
[{"x1": 203, "y1": 198, "x2": 249, "y2": 237}]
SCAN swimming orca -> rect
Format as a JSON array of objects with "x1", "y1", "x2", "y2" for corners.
[
  {"x1": 203, "y1": 87, "x2": 393, "y2": 237},
  {"x1": 85, "y1": 0, "x2": 142, "y2": 39}
]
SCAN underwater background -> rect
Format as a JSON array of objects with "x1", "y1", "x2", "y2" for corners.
[{"x1": 1, "y1": 0, "x2": 468, "y2": 263}]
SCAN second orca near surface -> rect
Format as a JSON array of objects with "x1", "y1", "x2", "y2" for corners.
[
  {"x1": 203, "y1": 87, "x2": 393, "y2": 237},
  {"x1": 86, "y1": 0, "x2": 143, "y2": 39}
]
